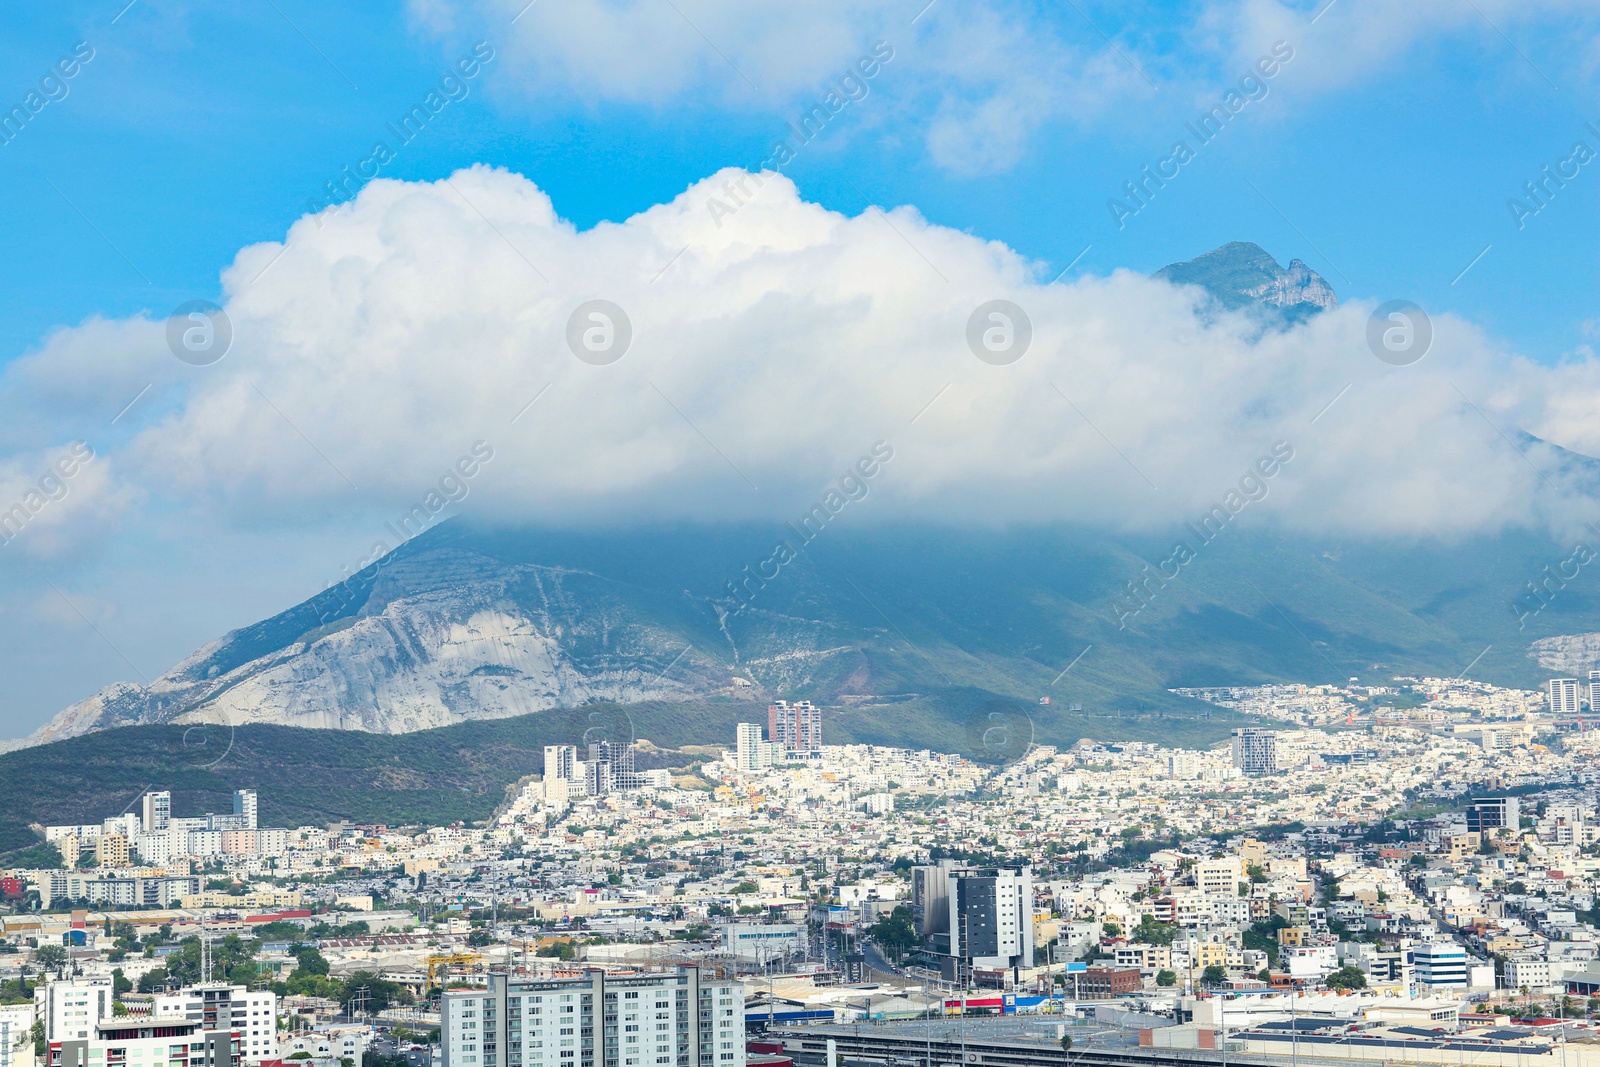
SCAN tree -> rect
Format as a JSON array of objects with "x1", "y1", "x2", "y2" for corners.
[
  {"x1": 33, "y1": 945, "x2": 65, "y2": 974},
  {"x1": 138, "y1": 969, "x2": 169, "y2": 994},
  {"x1": 1258, "y1": 968, "x2": 1271, "y2": 982},
  {"x1": 1155, "y1": 970, "x2": 1177, "y2": 987},
  {"x1": 466, "y1": 929, "x2": 494, "y2": 948},
  {"x1": 1202, "y1": 965, "x2": 1227, "y2": 987},
  {"x1": 1101, "y1": 922, "x2": 1121, "y2": 939},
  {"x1": 1325, "y1": 966, "x2": 1367, "y2": 991},
  {"x1": 1059, "y1": 1036, "x2": 1072, "y2": 1052},
  {"x1": 868, "y1": 905, "x2": 917, "y2": 962}
]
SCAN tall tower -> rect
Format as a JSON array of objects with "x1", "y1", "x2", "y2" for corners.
[{"x1": 233, "y1": 789, "x2": 258, "y2": 830}]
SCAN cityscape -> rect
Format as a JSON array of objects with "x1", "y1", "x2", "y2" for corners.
[
  {"x1": 3, "y1": 9, "x2": 1600, "y2": 1067},
  {"x1": 5, "y1": 671, "x2": 1600, "y2": 1067}
]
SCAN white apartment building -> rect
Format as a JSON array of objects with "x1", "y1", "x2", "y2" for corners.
[
  {"x1": 0, "y1": 1003, "x2": 36, "y2": 1067},
  {"x1": 442, "y1": 968, "x2": 745, "y2": 1067},
  {"x1": 1505, "y1": 957, "x2": 1552, "y2": 992},
  {"x1": 154, "y1": 985, "x2": 277, "y2": 1064},
  {"x1": 53, "y1": 1016, "x2": 239, "y2": 1067},
  {"x1": 40, "y1": 978, "x2": 111, "y2": 1042},
  {"x1": 278, "y1": 1028, "x2": 366, "y2": 1064},
  {"x1": 733, "y1": 725, "x2": 774, "y2": 773},
  {"x1": 1195, "y1": 856, "x2": 1242, "y2": 897},
  {"x1": 1550, "y1": 678, "x2": 1580, "y2": 717}
]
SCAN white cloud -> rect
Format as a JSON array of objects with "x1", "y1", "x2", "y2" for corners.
[{"x1": 3, "y1": 164, "x2": 1595, "y2": 549}]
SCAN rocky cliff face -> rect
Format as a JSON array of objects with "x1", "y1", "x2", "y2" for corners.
[
  {"x1": 1154, "y1": 241, "x2": 1338, "y2": 321},
  {"x1": 1527, "y1": 632, "x2": 1600, "y2": 674},
  {"x1": 10, "y1": 540, "x2": 748, "y2": 749}
]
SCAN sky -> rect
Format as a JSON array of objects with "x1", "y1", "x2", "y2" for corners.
[{"x1": 0, "y1": 0, "x2": 1598, "y2": 737}]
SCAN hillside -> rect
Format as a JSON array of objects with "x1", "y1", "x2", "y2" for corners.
[
  {"x1": 15, "y1": 519, "x2": 1600, "y2": 754},
  {"x1": 0, "y1": 690, "x2": 1260, "y2": 856}
]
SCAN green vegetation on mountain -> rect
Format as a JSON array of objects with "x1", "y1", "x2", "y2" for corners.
[{"x1": 0, "y1": 688, "x2": 1261, "y2": 858}]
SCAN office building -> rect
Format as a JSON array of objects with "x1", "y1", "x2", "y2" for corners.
[
  {"x1": 912, "y1": 864, "x2": 1033, "y2": 978},
  {"x1": 1589, "y1": 670, "x2": 1600, "y2": 714},
  {"x1": 1231, "y1": 728, "x2": 1277, "y2": 776},
  {"x1": 1466, "y1": 796, "x2": 1520, "y2": 837},
  {"x1": 1411, "y1": 942, "x2": 1468, "y2": 991},
  {"x1": 768, "y1": 700, "x2": 821, "y2": 755},
  {"x1": 441, "y1": 967, "x2": 745, "y2": 1067},
  {"x1": 141, "y1": 791, "x2": 171, "y2": 834},
  {"x1": 154, "y1": 985, "x2": 276, "y2": 1064},
  {"x1": 42, "y1": 979, "x2": 111, "y2": 1043}
]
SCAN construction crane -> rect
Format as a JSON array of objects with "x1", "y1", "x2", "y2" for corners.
[{"x1": 425, "y1": 951, "x2": 484, "y2": 993}]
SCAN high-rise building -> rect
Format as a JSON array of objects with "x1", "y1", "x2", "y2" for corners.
[
  {"x1": 910, "y1": 862, "x2": 1033, "y2": 977},
  {"x1": 1467, "y1": 796, "x2": 1520, "y2": 837},
  {"x1": 947, "y1": 866, "x2": 1034, "y2": 977},
  {"x1": 543, "y1": 745, "x2": 577, "y2": 782},
  {"x1": 734, "y1": 724, "x2": 773, "y2": 772},
  {"x1": 441, "y1": 967, "x2": 745, "y2": 1067},
  {"x1": 140, "y1": 791, "x2": 171, "y2": 834},
  {"x1": 1231, "y1": 728, "x2": 1277, "y2": 776},
  {"x1": 585, "y1": 741, "x2": 638, "y2": 793},
  {"x1": 1550, "y1": 678, "x2": 1580, "y2": 717},
  {"x1": 1589, "y1": 670, "x2": 1600, "y2": 714},
  {"x1": 232, "y1": 790, "x2": 257, "y2": 831},
  {"x1": 768, "y1": 700, "x2": 821, "y2": 755}
]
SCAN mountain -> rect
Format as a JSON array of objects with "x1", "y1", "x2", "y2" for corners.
[
  {"x1": 1154, "y1": 241, "x2": 1338, "y2": 321},
  {"x1": 15, "y1": 519, "x2": 1600, "y2": 752},
  {"x1": 0, "y1": 691, "x2": 1267, "y2": 855}
]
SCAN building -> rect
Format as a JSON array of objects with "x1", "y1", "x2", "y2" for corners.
[
  {"x1": 0, "y1": 1004, "x2": 36, "y2": 1067},
  {"x1": 544, "y1": 746, "x2": 577, "y2": 782},
  {"x1": 1466, "y1": 796, "x2": 1521, "y2": 837},
  {"x1": 440, "y1": 966, "x2": 745, "y2": 1067},
  {"x1": 911, "y1": 860, "x2": 957, "y2": 941},
  {"x1": 92, "y1": 835, "x2": 129, "y2": 868},
  {"x1": 42, "y1": 979, "x2": 112, "y2": 1043},
  {"x1": 232, "y1": 790, "x2": 257, "y2": 831},
  {"x1": 154, "y1": 985, "x2": 276, "y2": 1064},
  {"x1": 946, "y1": 867, "x2": 1034, "y2": 977},
  {"x1": 1195, "y1": 856, "x2": 1242, "y2": 897},
  {"x1": 1550, "y1": 678, "x2": 1580, "y2": 717},
  {"x1": 1505, "y1": 958, "x2": 1552, "y2": 992},
  {"x1": 1590, "y1": 670, "x2": 1600, "y2": 714},
  {"x1": 1078, "y1": 968, "x2": 1142, "y2": 999},
  {"x1": 1411, "y1": 942, "x2": 1468, "y2": 992},
  {"x1": 721, "y1": 924, "x2": 805, "y2": 963},
  {"x1": 49, "y1": 1016, "x2": 239, "y2": 1067},
  {"x1": 1231, "y1": 728, "x2": 1277, "y2": 776},
  {"x1": 767, "y1": 701, "x2": 821, "y2": 756},
  {"x1": 734, "y1": 725, "x2": 775, "y2": 773},
  {"x1": 141, "y1": 791, "x2": 172, "y2": 834}
]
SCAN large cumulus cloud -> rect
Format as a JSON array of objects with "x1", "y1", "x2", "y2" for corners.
[{"x1": 3, "y1": 164, "x2": 1595, "y2": 547}]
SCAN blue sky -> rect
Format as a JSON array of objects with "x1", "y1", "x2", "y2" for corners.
[
  {"x1": 1, "y1": 0, "x2": 1598, "y2": 736},
  {"x1": 2, "y1": 0, "x2": 1595, "y2": 362}
]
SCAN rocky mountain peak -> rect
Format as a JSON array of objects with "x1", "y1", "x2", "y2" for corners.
[{"x1": 1153, "y1": 241, "x2": 1338, "y2": 321}]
